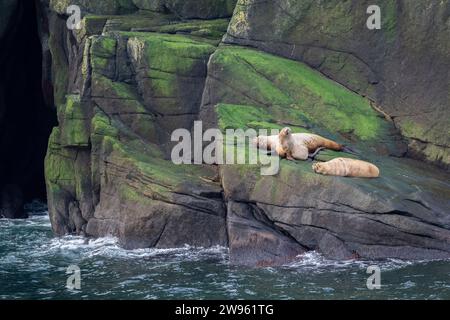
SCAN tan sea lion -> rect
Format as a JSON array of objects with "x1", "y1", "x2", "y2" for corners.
[
  {"x1": 312, "y1": 158, "x2": 380, "y2": 178},
  {"x1": 275, "y1": 127, "x2": 345, "y2": 160}
]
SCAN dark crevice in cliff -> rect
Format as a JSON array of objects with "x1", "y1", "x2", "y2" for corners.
[{"x1": 0, "y1": 0, "x2": 57, "y2": 218}]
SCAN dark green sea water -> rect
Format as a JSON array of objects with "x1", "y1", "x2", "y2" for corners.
[{"x1": 1, "y1": 208, "x2": 449, "y2": 300}]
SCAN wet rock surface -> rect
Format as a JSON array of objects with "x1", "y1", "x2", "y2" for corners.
[{"x1": 5, "y1": 0, "x2": 443, "y2": 265}]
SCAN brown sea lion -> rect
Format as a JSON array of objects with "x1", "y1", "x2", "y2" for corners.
[
  {"x1": 275, "y1": 127, "x2": 345, "y2": 160},
  {"x1": 312, "y1": 158, "x2": 380, "y2": 178}
]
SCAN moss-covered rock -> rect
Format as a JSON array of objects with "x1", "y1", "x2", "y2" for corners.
[
  {"x1": 86, "y1": 108, "x2": 227, "y2": 249},
  {"x1": 45, "y1": 128, "x2": 77, "y2": 185},
  {"x1": 224, "y1": 0, "x2": 449, "y2": 168},
  {"x1": 41, "y1": 0, "x2": 450, "y2": 266},
  {"x1": 45, "y1": 11, "x2": 230, "y2": 248},
  {"x1": 200, "y1": 43, "x2": 450, "y2": 264},
  {"x1": 217, "y1": 103, "x2": 311, "y2": 134},
  {"x1": 59, "y1": 95, "x2": 90, "y2": 147},
  {"x1": 126, "y1": 32, "x2": 216, "y2": 116},
  {"x1": 91, "y1": 74, "x2": 140, "y2": 99},
  {"x1": 202, "y1": 46, "x2": 404, "y2": 156},
  {"x1": 219, "y1": 145, "x2": 450, "y2": 261},
  {"x1": 143, "y1": 18, "x2": 230, "y2": 43},
  {"x1": 48, "y1": 14, "x2": 69, "y2": 108}
]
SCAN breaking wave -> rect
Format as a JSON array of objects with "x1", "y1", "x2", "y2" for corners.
[{"x1": 1, "y1": 211, "x2": 449, "y2": 299}]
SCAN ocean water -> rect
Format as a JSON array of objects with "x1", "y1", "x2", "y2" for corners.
[{"x1": 1, "y1": 208, "x2": 449, "y2": 300}]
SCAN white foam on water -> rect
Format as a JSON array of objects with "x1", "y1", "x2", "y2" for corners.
[
  {"x1": 42, "y1": 234, "x2": 228, "y2": 263},
  {"x1": 285, "y1": 251, "x2": 421, "y2": 273},
  {"x1": 2, "y1": 213, "x2": 447, "y2": 272},
  {"x1": 2, "y1": 209, "x2": 450, "y2": 299},
  {"x1": 400, "y1": 281, "x2": 417, "y2": 289},
  {"x1": 0, "y1": 213, "x2": 51, "y2": 225}
]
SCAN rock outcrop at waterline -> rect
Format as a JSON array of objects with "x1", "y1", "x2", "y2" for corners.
[{"x1": 18, "y1": 0, "x2": 450, "y2": 265}]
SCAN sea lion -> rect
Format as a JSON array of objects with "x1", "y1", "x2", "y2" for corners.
[
  {"x1": 312, "y1": 158, "x2": 380, "y2": 178},
  {"x1": 275, "y1": 127, "x2": 345, "y2": 160}
]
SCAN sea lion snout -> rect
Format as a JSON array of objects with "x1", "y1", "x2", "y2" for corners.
[
  {"x1": 280, "y1": 127, "x2": 292, "y2": 136},
  {"x1": 312, "y1": 163, "x2": 322, "y2": 173}
]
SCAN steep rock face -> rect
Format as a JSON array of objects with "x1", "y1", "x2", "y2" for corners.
[
  {"x1": 49, "y1": 0, "x2": 138, "y2": 15},
  {"x1": 40, "y1": 0, "x2": 450, "y2": 265},
  {"x1": 42, "y1": 1, "x2": 230, "y2": 248},
  {"x1": 227, "y1": 201, "x2": 306, "y2": 266},
  {"x1": 164, "y1": 0, "x2": 237, "y2": 19},
  {"x1": 133, "y1": 0, "x2": 237, "y2": 19},
  {"x1": 199, "y1": 45, "x2": 450, "y2": 262},
  {"x1": 224, "y1": 0, "x2": 450, "y2": 169},
  {"x1": 49, "y1": 0, "x2": 237, "y2": 18}
]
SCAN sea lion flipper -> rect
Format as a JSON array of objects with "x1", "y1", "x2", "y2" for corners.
[
  {"x1": 342, "y1": 146, "x2": 360, "y2": 156},
  {"x1": 286, "y1": 154, "x2": 295, "y2": 161},
  {"x1": 309, "y1": 147, "x2": 325, "y2": 160}
]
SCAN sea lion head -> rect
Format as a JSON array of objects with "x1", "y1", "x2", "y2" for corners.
[
  {"x1": 312, "y1": 162, "x2": 324, "y2": 174},
  {"x1": 279, "y1": 127, "x2": 292, "y2": 137}
]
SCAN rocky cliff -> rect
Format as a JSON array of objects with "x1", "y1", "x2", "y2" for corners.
[
  {"x1": 224, "y1": 0, "x2": 450, "y2": 169},
  {"x1": 2, "y1": 0, "x2": 447, "y2": 265}
]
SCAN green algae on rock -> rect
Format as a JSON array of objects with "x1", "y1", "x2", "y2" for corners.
[
  {"x1": 203, "y1": 46, "x2": 404, "y2": 157},
  {"x1": 42, "y1": 2, "x2": 232, "y2": 250},
  {"x1": 224, "y1": 0, "x2": 450, "y2": 169},
  {"x1": 34, "y1": 0, "x2": 450, "y2": 266}
]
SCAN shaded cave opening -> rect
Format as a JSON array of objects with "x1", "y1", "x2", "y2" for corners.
[{"x1": 0, "y1": 1, "x2": 57, "y2": 218}]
